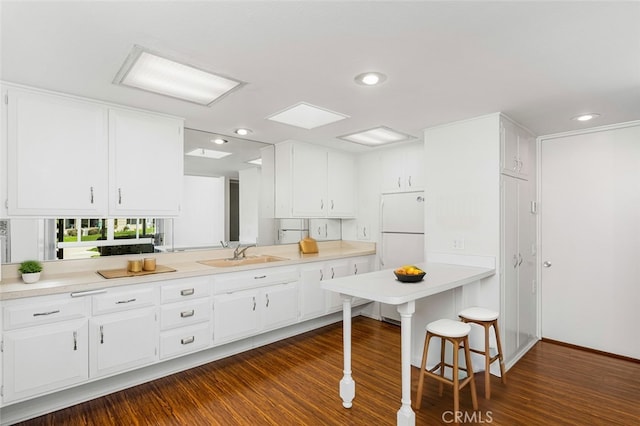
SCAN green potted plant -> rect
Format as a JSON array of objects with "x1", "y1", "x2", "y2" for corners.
[{"x1": 18, "y1": 260, "x2": 43, "y2": 284}]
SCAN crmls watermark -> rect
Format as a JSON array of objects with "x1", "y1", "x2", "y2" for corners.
[{"x1": 442, "y1": 410, "x2": 494, "y2": 424}]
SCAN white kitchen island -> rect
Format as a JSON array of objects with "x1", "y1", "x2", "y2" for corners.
[{"x1": 322, "y1": 262, "x2": 495, "y2": 426}]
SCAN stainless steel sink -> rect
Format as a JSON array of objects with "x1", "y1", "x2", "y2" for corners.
[{"x1": 198, "y1": 255, "x2": 288, "y2": 268}]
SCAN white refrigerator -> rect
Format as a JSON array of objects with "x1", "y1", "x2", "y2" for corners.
[{"x1": 380, "y1": 192, "x2": 425, "y2": 322}]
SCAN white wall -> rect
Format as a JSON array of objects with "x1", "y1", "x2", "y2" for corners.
[{"x1": 172, "y1": 175, "x2": 225, "y2": 249}]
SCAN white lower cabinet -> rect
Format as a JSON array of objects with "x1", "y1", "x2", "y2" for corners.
[
  {"x1": 213, "y1": 289, "x2": 260, "y2": 344},
  {"x1": 261, "y1": 282, "x2": 298, "y2": 331},
  {"x1": 1, "y1": 294, "x2": 90, "y2": 404},
  {"x1": 2, "y1": 319, "x2": 88, "y2": 403},
  {"x1": 160, "y1": 323, "x2": 211, "y2": 360},
  {"x1": 213, "y1": 282, "x2": 298, "y2": 344},
  {"x1": 325, "y1": 260, "x2": 351, "y2": 312},
  {"x1": 89, "y1": 306, "x2": 158, "y2": 378},
  {"x1": 299, "y1": 265, "x2": 326, "y2": 320}
]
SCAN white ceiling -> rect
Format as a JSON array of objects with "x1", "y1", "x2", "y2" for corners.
[{"x1": 2, "y1": 1, "x2": 639, "y2": 154}]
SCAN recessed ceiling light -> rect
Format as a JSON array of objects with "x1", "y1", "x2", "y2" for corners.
[
  {"x1": 186, "y1": 148, "x2": 231, "y2": 159},
  {"x1": 234, "y1": 128, "x2": 252, "y2": 136},
  {"x1": 338, "y1": 126, "x2": 415, "y2": 146},
  {"x1": 354, "y1": 72, "x2": 387, "y2": 86},
  {"x1": 572, "y1": 113, "x2": 601, "y2": 122},
  {"x1": 212, "y1": 138, "x2": 228, "y2": 145},
  {"x1": 247, "y1": 158, "x2": 262, "y2": 166},
  {"x1": 114, "y1": 45, "x2": 245, "y2": 106},
  {"x1": 266, "y1": 102, "x2": 349, "y2": 129}
]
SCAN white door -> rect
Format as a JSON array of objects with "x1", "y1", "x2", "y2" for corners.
[{"x1": 540, "y1": 125, "x2": 640, "y2": 359}]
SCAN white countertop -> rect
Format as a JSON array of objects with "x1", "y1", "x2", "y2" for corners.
[
  {"x1": 0, "y1": 241, "x2": 376, "y2": 300},
  {"x1": 321, "y1": 262, "x2": 495, "y2": 305}
]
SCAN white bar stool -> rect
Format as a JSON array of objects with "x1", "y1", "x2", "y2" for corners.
[
  {"x1": 458, "y1": 306, "x2": 506, "y2": 399},
  {"x1": 415, "y1": 319, "x2": 478, "y2": 416}
]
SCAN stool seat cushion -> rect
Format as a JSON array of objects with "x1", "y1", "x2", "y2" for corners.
[
  {"x1": 459, "y1": 306, "x2": 499, "y2": 321},
  {"x1": 426, "y1": 319, "x2": 471, "y2": 338}
]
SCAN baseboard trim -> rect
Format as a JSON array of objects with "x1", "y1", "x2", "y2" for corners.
[{"x1": 541, "y1": 338, "x2": 640, "y2": 364}]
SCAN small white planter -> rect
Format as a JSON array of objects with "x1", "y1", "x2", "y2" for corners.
[{"x1": 22, "y1": 272, "x2": 41, "y2": 284}]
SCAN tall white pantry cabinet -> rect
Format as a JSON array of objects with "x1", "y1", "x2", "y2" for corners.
[{"x1": 423, "y1": 113, "x2": 538, "y2": 367}]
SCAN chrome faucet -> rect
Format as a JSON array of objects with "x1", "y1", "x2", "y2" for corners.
[{"x1": 233, "y1": 243, "x2": 256, "y2": 259}]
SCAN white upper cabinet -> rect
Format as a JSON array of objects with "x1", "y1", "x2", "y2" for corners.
[
  {"x1": 500, "y1": 118, "x2": 534, "y2": 180},
  {"x1": 380, "y1": 142, "x2": 424, "y2": 193},
  {"x1": 3, "y1": 84, "x2": 184, "y2": 217},
  {"x1": 327, "y1": 150, "x2": 356, "y2": 217},
  {"x1": 275, "y1": 141, "x2": 356, "y2": 218},
  {"x1": 6, "y1": 87, "x2": 108, "y2": 216},
  {"x1": 108, "y1": 108, "x2": 183, "y2": 216}
]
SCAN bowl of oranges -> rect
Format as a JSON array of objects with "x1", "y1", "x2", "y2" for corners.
[{"x1": 394, "y1": 265, "x2": 426, "y2": 283}]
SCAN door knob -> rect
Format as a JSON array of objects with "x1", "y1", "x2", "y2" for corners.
[{"x1": 543, "y1": 261, "x2": 552, "y2": 268}]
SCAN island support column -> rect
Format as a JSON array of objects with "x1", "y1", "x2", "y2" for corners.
[
  {"x1": 339, "y1": 294, "x2": 355, "y2": 408},
  {"x1": 397, "y1": 301, "x2": 416, "y2": 426}
]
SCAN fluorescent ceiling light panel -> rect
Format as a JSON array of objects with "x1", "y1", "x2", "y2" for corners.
[
  {"x1": 339, "y1": 126, "x2": 415, "y2": 146},
  {"x1": 266, "y1": 102, "x2": 349, "y2": 129},
  {"x1": 114, "y1": 45, "x2": 244, "y2": 106},
  {"x1": 247, "y1": 158, "x2": 262, "y2": 166},
  {"x1": 186, "y1": 148, "x2": 232, "y2": 160}
]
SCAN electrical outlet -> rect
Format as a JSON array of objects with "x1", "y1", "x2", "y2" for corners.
[
  {"x1": 357, "y1": 224, "x2": 369, "y2": 240},
  {"x1": 453, "y1": 238, "x2": 465, "y2": 250}
]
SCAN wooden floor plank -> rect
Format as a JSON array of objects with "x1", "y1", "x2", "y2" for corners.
[{"x1": 14, "y1": 317, "x2": 640, "y2": 425}]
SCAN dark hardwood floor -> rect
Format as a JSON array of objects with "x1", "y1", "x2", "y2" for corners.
[{"x1": 14, "y1": 317, "x2": 640, "y2": 425}]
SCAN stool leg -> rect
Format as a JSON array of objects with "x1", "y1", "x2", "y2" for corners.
[
  {"x1": 463, "y1": 336, "x2": 478, "y2": 411},
  {"x1": 492, "y1": 320, "x2": 507, "y2": 385},
  {"x1": 484, "y1": 323, "x2": 491, "y2": 399},
  {"x1": 439, "y1": 336, "x2": 446, "y2": 397},
  {"x1": 415, "y1": 332, "x2": 432, "y2": 410},
  {"x1": 452, "y1": 338, "x2": 460, "y2": 419}
]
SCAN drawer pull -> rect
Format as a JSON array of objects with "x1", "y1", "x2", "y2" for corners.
[
  {"x1": 115, "y1": 298, "x2": 136, "y2": 304},
  {"x1": 71, "y1": 289, "x2": 107, "y2": 297},
  {"x1": 181, "y1": 336, "x2": 195, "y2": 345},
  {"x1": 254, "y1": 275, "x2": 267, "y2": 279},
  {"x1": 180, "y1": 288, "x2": 195, "y2": 296},
  {"x1": 73, "y1": 331, "x2": 78, "y2": 351},
  {"x1": 33, "y1": 310, "x2": 60, "y2": 317},
  {"x1": 100, "y1": 325, "x2": 104, "y2": 344},
  {"x1": 180, "y1": 310, "x2": 195, "y2": 318}
]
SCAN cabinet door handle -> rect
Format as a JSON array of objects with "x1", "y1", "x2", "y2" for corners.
[
  {"x1": 397, "y1": 177, "x2": 401, "y2": 188},
  {"x1": 518, "y1": 159, "x2": 523, "y2": 172},
  {"x1": 118, "y1": 188, "x2": 122, "y2": 204},
  {"x1": 320, "y1": 199, "x2": 324, "y2": 210},
  {"x1": 73, "y1": 331, "x2": 78, "y2": 351},
  {"x1": 408, "y1": 176, "x2": 412, "y2": 187},
  {"x1": 181, "y1": 336, "x2": 195, "y2": 345},
  {"x1": 320, "y1": 270, "x2": 324, "y2": 280},
  {"x1": 71, "y1": 289, "x2": 107, "y2": 297},
  {"x1": 100, "y1": 325, "x2": 104, "y2": 344},
  {"x1": 512, "y1": 157, "x2": 518, "y2": 171},
  {"x1": 265, "y1": 294, "x2": 270, "y2": 308},
  {"x1": 317, "y1": 226, "x2": 322, "y2": 236},
  {"x1": 518, "y1": 254, "x2": 523, "y2": 266},
  {"x1": 254, "y1": 275, "x2": 266, "y2": 279},
  {"x1": 180, "y1": 288, "x2": 195, "y2": 296},
  {"x1": 180, "y1": 310, "x2": 195, "y2": 318},
  {"x1": 115, "y1": 298, "x2": 136, "y2": 304},
  {"x1": 33, "y1": 310, "x2": 60, "y2": 317},
  {"x1": 90, "y1": 186, "x2": 94, "y2": 204},
  {"x1": 331, "y1": 200, "x2": 334, "y2": 210},
  {"x1": 331, "y1": 267, "x2": 335, "y2": 279},
  {"x1": 513, "y1": 254, "x2": 519, "y2": 268},
  {"x1": 252, "y1": 296, "x2": 256, "y2": 311},
  {"x1": 354, "y1": 264, "x2": 358, "y2": 275}
]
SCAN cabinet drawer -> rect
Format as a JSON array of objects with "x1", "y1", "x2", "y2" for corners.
[
  {"x1": 160, "y1": 299, "x2": 211, "y2": 331},
  {"x1": 3, "y1": 297, "x2": 89, "y2": 330},
  {"x1": 159, "y1": 323, "x2": 211, "y2": 359},
  {"x1": 214, "y1": 268, "x2": 298, "y2": 294},
  {"x1": 160, "y1": 277, "x2": 211, "y2": 304},
  {"x1": 92, "y1": 287, "x2": 155, "y2": 315}
]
